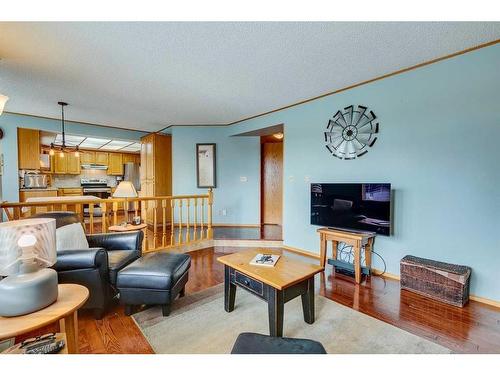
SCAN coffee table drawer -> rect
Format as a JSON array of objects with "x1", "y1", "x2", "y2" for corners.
[{"x1": 234, "y1": 271, "x2": 263, "y2": 296}]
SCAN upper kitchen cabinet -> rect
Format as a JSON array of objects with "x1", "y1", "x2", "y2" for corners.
[
  {"x1": 67, "y1": 153, "x2": 81, "y2": 174},
  {"x1": 80, "y1": 151, "x2": 95, "y2": 164},
  {"x1": 122, "y1": 153, "x2": 138, "y2": 164},
  {"x1": 95, "y1": 151, "x2": 108, "y2": 166},
  {"x1": 18, "y1": 128, "x2": 41, "y2": 170},
  {"x1": 108, "y1": 152, "x2": 123, "y2": 175},
  {"x1": 54, "y1": 152, "x2": 81, "y2": 174}
]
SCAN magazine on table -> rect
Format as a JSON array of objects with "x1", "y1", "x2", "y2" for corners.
[{"x1": 249, "y1": 253, "x2": 280, "y2": 267}]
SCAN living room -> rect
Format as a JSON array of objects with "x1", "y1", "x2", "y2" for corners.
[{"x1": 1, "y1": 1, "x2": 500, "y2": 373}]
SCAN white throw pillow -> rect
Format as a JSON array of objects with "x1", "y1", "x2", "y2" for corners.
[{"x1": 56, "y1": 223, "x2": 89, "y2": 251}]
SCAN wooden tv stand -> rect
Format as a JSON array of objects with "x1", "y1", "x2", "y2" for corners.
[{"x1": 317, "y1": 228, "x2": 376, "y2": 284}]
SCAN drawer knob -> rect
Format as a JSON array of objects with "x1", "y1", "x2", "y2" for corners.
[{"x1": 244, "y1": 280, "x2": 250, "y2": 286}]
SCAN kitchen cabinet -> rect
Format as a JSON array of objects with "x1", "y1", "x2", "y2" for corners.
[
  {"x1": 108, "y1": 152, "x2": 123, "y2": 175},
  {"x1": 122, "y1": 153, "x2": 135, "y2": 164},
  {"x1": 58, "y1": 188, "x2": 83, "y2": 196},
  {"x1": 67, "y1": 153, "x2": 81, "y2": 174},
  {"x1": 95, "y1": 152, "x2": 108, "y2": 166},
  {"x1": 54, "y1": 153, "x2": 81, "y2": 174},
  {"x1": 122, "y1": 153, "x2": 140, "y2": 165},
  {"x1": 18, "y1": 128, "x2": 41, "y2": 170},
  {"x1": 80, "y1": 151, "x2": 95, "y2": 164},
  {"x1": 140, "y1": 133, "x2": 172, "y2": 224}
]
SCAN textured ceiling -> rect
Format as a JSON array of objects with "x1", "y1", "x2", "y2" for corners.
[{"x1": 0, "y1": 22, "x2": 499, "y2": 131}]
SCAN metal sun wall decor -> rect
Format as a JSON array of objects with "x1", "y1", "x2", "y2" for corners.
[{"x1": 324, "y1": 105, "x2": 379, "y2": 160}]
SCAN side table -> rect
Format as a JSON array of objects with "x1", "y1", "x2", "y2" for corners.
[
  {"x1": 108, "y1": 223, "x2": 148, "y2": 251},
  {"x1": 317, "y1": 227, "x2": 376, "y2": 283},
  {"x1": 0, "y1": 284, "x2": 89, "y2": 354}
]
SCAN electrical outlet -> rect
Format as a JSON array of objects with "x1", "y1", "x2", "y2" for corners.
[
  {"x1": 240, "y1": 176, "x2": 247, "y2": 182},
  {"x1": 222, "y1": 209, "x2": 227, "y2": 216},
  {"x1": 304, "y1": 175, "x2": 310, "y2": 182},
  {"x1": 289, "y1": 175, "x2": 295, "y2": 182}
]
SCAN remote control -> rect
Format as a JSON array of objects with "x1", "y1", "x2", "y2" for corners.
[{"x1": 25, "y1": 339, "x2": 65, "y2": 354}]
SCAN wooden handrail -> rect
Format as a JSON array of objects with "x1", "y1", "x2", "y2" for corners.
[
  {"x1": 0, "y1": 190, "x2": 213, "y2": 252},
  {"x1": 0, "y1": 194, "x2": 210, "y2": 208}
]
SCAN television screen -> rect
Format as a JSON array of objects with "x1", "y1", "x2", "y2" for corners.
[{"x1": 311, "y1": 183, "x2": 391, "y2": 235}]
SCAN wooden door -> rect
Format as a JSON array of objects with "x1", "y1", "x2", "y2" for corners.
[
  {"x1": 18, "y1": 128, "x2": 40, "y2": 170},
  {"x1": 261, "y1": 142, "x2": 283, "y2": 225}
]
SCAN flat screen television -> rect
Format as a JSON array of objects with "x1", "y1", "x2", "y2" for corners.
[{"x1": 310, "y1": 183, "x2": 392, "y2": 236}]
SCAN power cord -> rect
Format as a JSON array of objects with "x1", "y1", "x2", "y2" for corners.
[
  {"x1": 370, "y1": 250, "x2": 386, "y2": 276},
  {"x1": 334, "y1": 242, "x2": 387, "y2": 276}
]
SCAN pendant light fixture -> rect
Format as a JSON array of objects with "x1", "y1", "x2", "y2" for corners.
[{"x1": 49, "y1": 102, "x2": 80, "y2": 158}]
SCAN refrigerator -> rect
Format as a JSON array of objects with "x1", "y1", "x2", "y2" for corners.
[
  {"x1": 123, "y1": 162, "x2": 141, "y2": 212},
  {"x1": 123, "y1": 162, "x2": 140, "y2": 191}
]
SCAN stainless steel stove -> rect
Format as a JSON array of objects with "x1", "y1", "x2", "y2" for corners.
[
  {"x1": 80, "y1": 178, "x2": 112, "y2": 195},
  {"x1": 80, "y1": 178, "x2": 112, "y2": 216}
]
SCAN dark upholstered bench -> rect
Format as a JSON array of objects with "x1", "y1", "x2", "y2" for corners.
[
  {"x1": 231, "y1": 333, "x2": 327, "y2": 354},
  {"x1": 116, "y1": 252, "x2": 191, "y2": 316}
]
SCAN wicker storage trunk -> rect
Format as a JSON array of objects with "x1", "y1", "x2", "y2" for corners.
[{"x1": 400, "y1": 255, "x2": 471, "y2": 307}]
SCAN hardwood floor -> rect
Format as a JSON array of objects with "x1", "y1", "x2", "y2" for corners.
[{"x1": 14, "y1": 246, "x2": 500, "y2": 353}]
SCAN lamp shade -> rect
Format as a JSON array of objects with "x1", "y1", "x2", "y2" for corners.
[
  {"x1": 0, "y1": 218, "x2": 56, "y2": 276},
  {"x1": 113, "y1": 181, "x2": 138, "y2": 198},
  {"x1": 0, "y1": 94, "x2": 8, "y2": 115}
]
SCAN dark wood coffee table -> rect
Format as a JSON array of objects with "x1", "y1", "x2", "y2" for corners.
[{"x1": 217, "y1": 249, "x2": 323, "y2": 337}]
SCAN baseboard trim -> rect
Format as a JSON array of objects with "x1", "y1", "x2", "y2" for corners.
[
  {"x1": 469, "y1": 295, "x2": 500, "y2": 309},
  {"x1": 214, "y1": 239, "x2": 283, "y2": 247},
  {"x1": 372, "y1": 268, "x2": 400, "y2": 280},
  {"x1": 171, "y1": 223, "x2": 261, "y2": 228},
  {"x1": 282, "y1": 245, "x2": 320, "y2": 260}
]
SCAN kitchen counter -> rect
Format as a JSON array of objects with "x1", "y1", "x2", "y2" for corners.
[{"x1": 19, "y1": 187, "x2": 59, "y2": 192}]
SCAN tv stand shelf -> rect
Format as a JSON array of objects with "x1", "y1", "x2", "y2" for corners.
[{"x1": 317, "y1": 228, "x2": 376, "y2": 284}]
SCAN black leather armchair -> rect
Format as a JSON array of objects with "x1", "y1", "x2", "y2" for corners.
[{"x1": 30, "y1": 211, "x2": 144, "y2": 319}]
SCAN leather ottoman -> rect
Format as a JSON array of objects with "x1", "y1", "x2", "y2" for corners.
[{"x1": 116, "y1": 252, "x2": 191, "y2": 316}]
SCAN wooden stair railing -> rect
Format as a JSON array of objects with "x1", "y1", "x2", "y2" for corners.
[{"x1": 0, "y1": 189, "x2": 213, "y2": 252}]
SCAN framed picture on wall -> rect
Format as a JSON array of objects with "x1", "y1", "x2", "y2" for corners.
[{"x1": 196, "y1": 143, "x2": 217, "y2": 188}]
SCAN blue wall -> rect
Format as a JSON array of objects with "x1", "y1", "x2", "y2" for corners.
[
  {"x1": 221, "y1": 44, "x2": 499, "y2": 300},
  {"x1": 171, "y1": 126, "x2": 260, "y2": 225},
  {"x1": 0, "y1": 113, "x2": 147, "y2": 201}
]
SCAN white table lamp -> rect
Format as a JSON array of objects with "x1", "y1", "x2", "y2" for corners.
[
  {"x1": 113, "y1": 181, "x2": 138, "y2": 198},
  {"x1": 113, "y1": 181, "x2": 139, "y2": 223},
  {"x1": 0, "y1": 218, "x2": 58, "y2": 317}
]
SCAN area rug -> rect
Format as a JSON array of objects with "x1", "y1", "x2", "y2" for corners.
[{"x1": 132, "y1": 284, "x2": 451, "y2": 354}]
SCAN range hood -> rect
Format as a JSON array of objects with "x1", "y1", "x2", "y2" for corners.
[{"x1": 81, "y1": 163, "x2": 108, "y2": 170}]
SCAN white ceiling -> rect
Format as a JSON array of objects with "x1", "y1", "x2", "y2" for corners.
[{"x1": 1, "y1": 22, "x2": 499, "y2": 131}]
